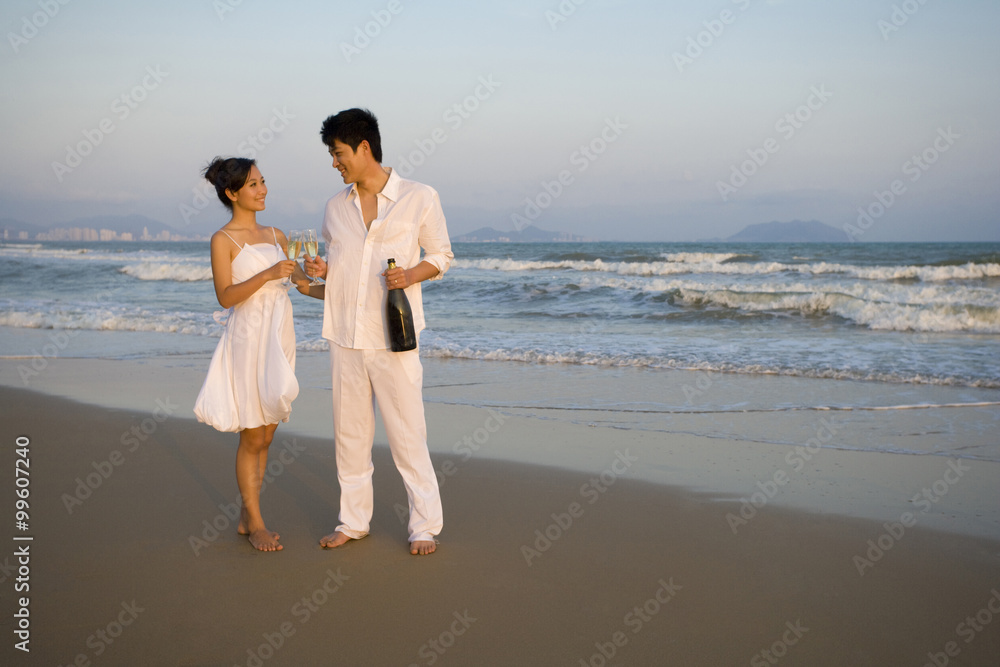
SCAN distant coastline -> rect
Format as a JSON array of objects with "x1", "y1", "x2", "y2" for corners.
[
  {"x1": 454, "y1": 219, "x2": 848, "y2": 243},
  {"x1": 0, "y1": 216, "x2": 929, "y2": 245},
  {"x1": 721, "y1": 219, "x2": 848, "y2": 243},
  {"x1": 1, "y1": 214, "x2": 204, "y2": 242},
  {"x1": 6, "y1": 227, "x2": 195, "y2": 242},
  {"x1": 453, "y1": 225, "x2": 595, "y2": 243}
]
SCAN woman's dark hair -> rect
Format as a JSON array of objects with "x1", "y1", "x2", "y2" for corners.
[
  {"x1": 203, "y1": 156, "x2": 256, "y2": 209},
  {"x1": 320, "y1": 108, "x2": 382, "y2": 163}
]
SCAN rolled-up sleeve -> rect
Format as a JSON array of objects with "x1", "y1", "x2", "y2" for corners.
[{"x1": 418, "y1": 189, "x2": 453, "y2": 281}]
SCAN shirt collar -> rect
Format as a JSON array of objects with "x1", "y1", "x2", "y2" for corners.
[
  {"x1": 380, "y1": 167, "x2": 400, "y2": 202},
  {"x1": 348, "y1": 167, "x2": 399, "y2": 202}
]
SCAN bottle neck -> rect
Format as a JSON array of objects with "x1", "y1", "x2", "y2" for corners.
[{"x1": 386, "y1": 259, "x2": 400, "y2": 290}]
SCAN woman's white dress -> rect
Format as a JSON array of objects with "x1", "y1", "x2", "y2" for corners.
[{"x1": 194, "y1": 232, "x2": 298, "y2": 432}]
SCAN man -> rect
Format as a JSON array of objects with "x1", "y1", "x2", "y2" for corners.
[{"x1": 298, "y1": 108, "x2": 452, "y2": 555}]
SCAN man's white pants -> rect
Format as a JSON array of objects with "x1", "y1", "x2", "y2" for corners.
[{"x1": 330, "y1": 343, "x2": 442, "y2": 543}]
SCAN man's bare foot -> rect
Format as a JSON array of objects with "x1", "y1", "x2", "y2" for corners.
[
  {"x1": 248, "y1": 528, "x2": 282, "y2": 552},
  {"x1": 319, "y1": 531, "x2": 353, "y2": 549},
  {"x1": 410, "y1": 540, "x2": 436, "y2": 555}
]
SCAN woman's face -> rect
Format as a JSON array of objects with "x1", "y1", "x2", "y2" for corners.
[{"x1": 228, "y1": 165, "x2": 267, "y2": 212}]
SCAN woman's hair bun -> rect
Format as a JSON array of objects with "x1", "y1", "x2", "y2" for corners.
[{"x1": 202, "y1": 156, "x2": 256, "y2": 210}]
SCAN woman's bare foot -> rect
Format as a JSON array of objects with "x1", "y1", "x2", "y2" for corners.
[
  {"x1": 410, "y1": 540, "x2": 436, "y2": 555},
  {"x1": 238, "y1": 505, "x2": 249, "y2": 535},
  {"x1": 319, "y1": 531, "x2": 353, "y2": 549},
  {"x1": 248, "y1": 528, "x2": 282, "y2": 552},
  {"x1": 238, "y1": 507, "x2": 279, "y2": 540}
]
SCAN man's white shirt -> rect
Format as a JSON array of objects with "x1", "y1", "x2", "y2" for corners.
[{"x1": 320, "y1": 168, "x2": 453, "y2": 349}]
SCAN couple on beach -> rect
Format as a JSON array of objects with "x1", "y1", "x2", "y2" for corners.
[{"x1": 193, "y1": 108, "x2": 452, "y2": 556}]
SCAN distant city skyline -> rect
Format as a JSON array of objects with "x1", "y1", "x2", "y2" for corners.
[
  {"x1": 1, "y1": 0, "x2": 997, "y2": 242},
  {"x1": 31, "y1": 226, "x2": 181, "y2": 243}
]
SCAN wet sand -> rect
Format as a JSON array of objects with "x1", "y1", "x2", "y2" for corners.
[{"x1": 1, "y1": 374, "x2": 998, "y2": 665}]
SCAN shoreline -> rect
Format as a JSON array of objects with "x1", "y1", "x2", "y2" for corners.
[
  {"x1": 2, "y1": 382, "x2": 999, "y2": 664},
  {"x1": 1, "y1": 350, "x2": 998, "y2": 540}
]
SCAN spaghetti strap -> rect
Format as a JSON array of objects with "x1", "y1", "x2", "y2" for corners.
[
  {"x1": 270, "y1": 226, "x2": 278, "y2": 245},
  {"x1": 220, "y1": 230, "x2": 241, "y2": 249}
]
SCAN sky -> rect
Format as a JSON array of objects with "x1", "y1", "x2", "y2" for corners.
[{"x1": 1, "y1": 0, "x2": 998, "y2": 242}]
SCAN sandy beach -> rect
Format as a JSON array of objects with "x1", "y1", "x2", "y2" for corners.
[
  {"x1": 2, "y1": 0, "x2": 999, "y2": 659},
  {"x1": 1, "y1": 352, "x2": 999, "y2": 666}
]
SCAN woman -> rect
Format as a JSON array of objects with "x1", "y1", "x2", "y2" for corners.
[{"x1": 194, "y1": 156, "x2": 302, "y2": 552}]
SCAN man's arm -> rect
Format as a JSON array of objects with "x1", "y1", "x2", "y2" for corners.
[
  {"x1": 415, "y1": 189, "x2": 453, "y2": 281},
  {"x1": 383, "y1": 260, "x2": 438, "y2": 289},
  {"x1": 298, "y1": 256, "x2": 326, "y2": 299}
]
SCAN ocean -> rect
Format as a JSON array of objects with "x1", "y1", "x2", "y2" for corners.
[{"x1": 2, "y1": 239, "x2": 999, "y2": 461}]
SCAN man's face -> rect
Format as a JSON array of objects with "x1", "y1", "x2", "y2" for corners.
[{"x1": 329, "y1": 139, "x2": 363, "y2": 184}]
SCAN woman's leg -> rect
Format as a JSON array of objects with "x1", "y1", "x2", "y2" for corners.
[
  {"x1": 236, "y1": 423, "x2": 282, "y2": 551},
  {"x1": 237, "y1": 423, "x2": 279, "y2": 536}
]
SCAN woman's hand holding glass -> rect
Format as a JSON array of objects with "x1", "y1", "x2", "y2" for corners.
[
  {"x1": 282, "y1": 230, "x2": 302, "y2": 286},
  {"x1": 268, "y1": 258, "x2": 298, "y2": 284}
]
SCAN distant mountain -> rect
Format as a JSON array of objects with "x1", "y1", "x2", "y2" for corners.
[
  {"x1": 454, "y1": 225, "x2": 593, "y2": 242},
  {"x1": 725, "y1": 220, "x2": 846, "y2": 243}
]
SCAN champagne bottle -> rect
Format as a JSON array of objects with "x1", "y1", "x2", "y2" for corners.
[{"x1": 385, "y1": 258, "x2": 417, "y2": 351}]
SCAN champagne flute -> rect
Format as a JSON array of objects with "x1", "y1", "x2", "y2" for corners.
[
  {"x1": 283, "y1": 230, "x2": 301, "y2": 286},
  {"x1": 303, "y1": 229, "x2": 324, "y2": 286}
]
